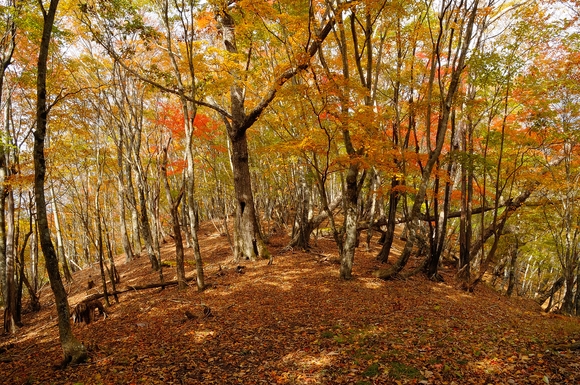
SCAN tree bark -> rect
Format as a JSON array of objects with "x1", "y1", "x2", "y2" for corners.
[
  {"x1": 116, "y1": 125, "x2": 134, "y2": 263},
  {"x1": 161, "y1": 144, "x2": 187, "y2": 290},
  {"x1": 3, "y1": 190, "x2": 16, "y2": 333},
  {"x1": 214, "y1": 4, "x2": 336, "y2": 261},
  {"x1": 50, "y1": 183, "x2": 73, "y2": 281},
  {"x1": 34, "y1": 0, "x2": 87, "y2": 366},
  {"x1": 0, "y1": 0, "x2": 15, "y2": 317}
]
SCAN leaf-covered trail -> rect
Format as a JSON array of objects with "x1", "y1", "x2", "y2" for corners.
[{"x1": 1, "y1": 227, "x2": 580, "y2": 384}]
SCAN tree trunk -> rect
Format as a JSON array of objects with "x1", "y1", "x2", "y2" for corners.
[
  {"x1": 561, "y1": 274, "x2": 576, "y2": 315},
  {"x1": 50, "y1": 183, "x2": 72, "y2": 283},
  {"x1": 375, "y1": 0, "x2": 480, "y2": 280},
  {"x1": 103, "y1": 218, "x2": 119, "y2": 303},
  {"x1": 157, "y1": 0, "x2": 205, "y2": 290},
  {"x1": 3, "y1": 190, "x2": 16, "y2": 333},
  {"x1": 161, "y1": 144, "x2": 187, "y2": 290},
  {"x1": 425, "y1": 116, "x2": 458, "y2": 281},
  {"x1": 34, "y1": 0, "x2": 86, "y2": 366},
  {"x1": 574, "y1": 272, "x2": 580, "y2": 316},
  {"x1": 17, "y1": 225, "x2": 35, "y2": 319},
  {"x1": 116, "y1": 126, "x2": 134, "y2": 263},
  {"x1": 138, "y1": 184, "x2": 159, "y2": 270},
  {"x1": 292, "y1": 165, "x2": 313, "y2": 251},
  {"x1": 458, "y1": 130, "x2": 473, "y2": 281},
  {"x1": 365, "y1": 170, "x2": 379, "y2": 251},
  {"x1": 95, "y1": 200, "x2": 110, "y2": 307},
  {"x1": 30, "y1": 205, "x2": 39, "y2": 294},
  {"x1": 289, "y1": 194, "x2": 342, "y2": 249},
  {"x1": 340, "y1": 163, "x2": 362, "y2": 280},
  {"x1": 230, "y1": 131, "x2": 267, "y2": 261},
  {"x1": 185, "y1": 137, "x2": 205, "y2": 290},
  {"x1": 214, "y1": 4, "x2": 335, "y2": 261},
  {"x1": 0, "y1": 0, "x2": 15, "y2": 313},
  {"x1": 506, "y1": 240, "x2": 519, "y2": 297},
  {"x1": 0, "y1": 142, "x2": 6, "y2": 307},
  {"x1": 125, "y1": 162, "x2": 142, "y2": 256}
]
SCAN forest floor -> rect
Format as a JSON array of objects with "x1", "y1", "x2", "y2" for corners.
[{"x1": 1, "y1": 223, "x2": 580, "y2": 385}]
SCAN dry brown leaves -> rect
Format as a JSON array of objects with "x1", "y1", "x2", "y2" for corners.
[{"x1": 1, "y1": 226, "x2": 580, "y2": 384}]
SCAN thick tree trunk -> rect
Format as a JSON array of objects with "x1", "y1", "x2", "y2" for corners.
[
  {"x1": 230, "y1": 131, "x2": 267, "y2": 261},
  {"x1": 34, "y1": 0, "x2": 86, "y2": 366},
  {"x1": 561, "y1": 274, "x2": 576, "y2": 315},
  {"x1": 214, "y1": 4, "x2": 335, "y2": 262},
  {"x1": 535, "y1": 276, "x2": 564, "y2": 305},
  {"x1": 340, "y1": 164, "x2": 362, "y2": 280}
]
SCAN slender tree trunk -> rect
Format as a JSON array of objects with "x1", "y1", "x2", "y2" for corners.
[
  {"x1": 505, "y1": 241, "x2": 518, "y2": 297},
  {"x1": 34, "y1": 0, "x2": 86, "y2": 366},
  {"x1": 161, "y1": 144, "x2": 187, "y2": 289},
  {"x1": 425, "y1": 116, "x2": 458, "y2": 280},
  {"x1": 16, "y1": 224, "x2": 35, "y2": 319},
  {"x1": 0, "y1": 139, "x2": 6, "y2": 307},
  {"x1": 103, "y1": 218, "x2": 119, "y2": 303},
  {"x1": 574, "y1": 271, "x2": 580, "y2": 316},
  {"x1": 376, "y1": 0, "x2": 480, "y2": 280},
  {"x1": 117, "y1": 126, "x2": 134, "y2": 263},
  {"x1": 3, "y1": 190, "x2": 16, "y2": 333},
  {"x1": 377, "y1": 178, "x2": 400, "y2": 263},
  {"x1": 30, "y1": 203, "x2": 39, "y2": 294},
  {"x1": 95, "y1": 190, "x2": 110, "y2": 307},
  {"x1": 126, "y1": 162, "x2": 142, "y2": 255},
  {"x1": 458, "y1": 118, "x2": 474, "y2": 282},
  {"x1": 50, "y1": 183, "x2": 72, "y2": 282},
  {"x1": 138, "y1": 184, "x2": 159, "y2": 271},
  {"x1": 185, "y1": 135, "x2": 205, "y2": 290},
  {"x1": 365, "y1": 170, "x2": 379, "y2": 251},
  {"x1": 0, "y1": 4, "x2": 15, "y2": 310},
  {"x1": 293, "y1": 164, "x2": 313, "y2": 250}
]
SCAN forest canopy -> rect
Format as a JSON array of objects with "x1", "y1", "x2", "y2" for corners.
[{"x1": 1, "y1": 0, "x2": 580, "y2": 359}]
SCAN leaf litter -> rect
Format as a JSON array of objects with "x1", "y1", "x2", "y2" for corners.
[{"x1": 1, "y1": 224, "x2": 579, "y2": 384}]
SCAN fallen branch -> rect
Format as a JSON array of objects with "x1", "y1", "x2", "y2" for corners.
[
  {"x1": 80, "y1": 275, "x2": 198, "y2": 302},
  {"x1": 547, "y1": 341, "x2": 580, "y2": 351}
]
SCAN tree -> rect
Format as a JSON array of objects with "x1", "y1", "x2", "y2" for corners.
[
  {"x1": 376, "y1": 0, "x2": 481, "y2": 280},
  {"x1": 0, "y1": 0, "x2": 16, "y2": 333},
  {"x1": 33, "y1": 0, "x2": 87, "y2": 366}
]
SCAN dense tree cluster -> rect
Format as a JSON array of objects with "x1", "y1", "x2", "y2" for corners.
[{"x1": 0, "y1": 0, "x2": 580, "y2": 365}]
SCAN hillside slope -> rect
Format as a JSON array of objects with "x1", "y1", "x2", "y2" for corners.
[{"x1": 1, "y1": 226, "x2": 580, "y2": 384}]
